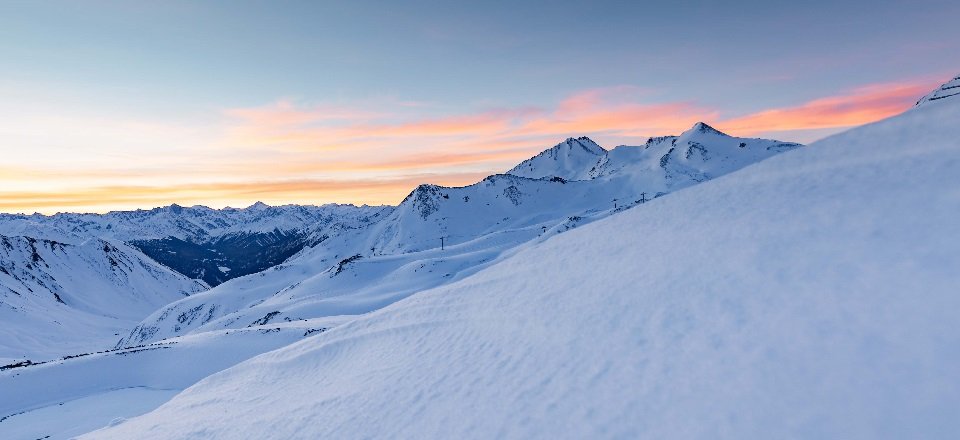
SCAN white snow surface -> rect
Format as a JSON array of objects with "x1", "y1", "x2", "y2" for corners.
[
  {"x1": 0, "y1": 236, "x2": 207, "y2": 361},
  {"x1": 82, "y1": 91, "x2": 960, "y2": 437},
  {"x1": 0, "y1": 316, "x2": 343, "y2": 440}
]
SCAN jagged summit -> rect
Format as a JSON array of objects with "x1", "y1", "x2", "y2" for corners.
[
  {"x1": 507, "y1": 136, "x2": 607, "y2": 180},
  {"x1": 682, "y1": 121, "x2": 729, "y2": 137},
  {"x1": 915, "y1": 74, "x2": 960, "y2": 107},
  {"x1": 561, "y1": 136, "x2": 607, "y2": 155}
]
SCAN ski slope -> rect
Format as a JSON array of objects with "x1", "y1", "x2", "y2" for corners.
[{"x1": 83, "y1": 85, "x2": 960, "y2": 438}]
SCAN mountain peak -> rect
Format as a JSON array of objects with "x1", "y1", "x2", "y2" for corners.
[
  {"x1": 915, "y1": 74, "x2": 960, "y2": 107},
  {"x1": 248, "y1": 201, "x2": 270, "y2": 210},
  {"x1": 506, "y1": 136, "x2": 607, "y2": 180},
  {"x1": 561, "y1": 136, "x2": 606, "y2": 155},
  {"x1": 683, "y1": 122, "x2": 728, "y2": 137}
]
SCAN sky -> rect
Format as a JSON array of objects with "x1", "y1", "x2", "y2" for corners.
[{"x1": 1, "y1": 0, "x2": 958, "y2": 214}]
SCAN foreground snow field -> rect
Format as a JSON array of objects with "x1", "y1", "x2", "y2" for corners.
[
  {"x1": 0, "y1": 316, "x2": 346, "y2": 439},
  {"x1": 80, "y1": 92, "x2": 960, "y2": 438}
]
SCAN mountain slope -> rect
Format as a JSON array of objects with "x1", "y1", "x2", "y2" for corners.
[
  {"x1": 0, "y1": 236, "x2": 207, "y2": 362},
  {"x1": 84, "y1": 87, "x2": 960, "y2": 438}
]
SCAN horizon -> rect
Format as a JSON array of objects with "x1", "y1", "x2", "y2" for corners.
[
  {"x1": 2, "y1": 0, "x2": 958, "y2": 214},
  {"x1": 0, "y1": 124, "x2": 797, "y2": 215}
]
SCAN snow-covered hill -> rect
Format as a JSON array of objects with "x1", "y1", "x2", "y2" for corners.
[
  {"x1": 0, "y1": 235, "x2": 207, "y2": 362},
  {"x1": 80, "y1": 77, "x2": 960, "y2": 439},
  {"x1": 114, "y1": 124, "x2": 801, "y2": 347}
]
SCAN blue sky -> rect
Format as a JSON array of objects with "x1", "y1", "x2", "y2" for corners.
[{"x1": 1, "y1": 0, "x2": 957, "y2": 212}]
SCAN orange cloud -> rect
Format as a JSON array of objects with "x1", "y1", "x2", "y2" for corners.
[
  {"x1": 0, "y1": 172, "x2": 491, "y2": 214},
  {"x1": 717, "y1": 81, "x2": 935, "y2": 134}
]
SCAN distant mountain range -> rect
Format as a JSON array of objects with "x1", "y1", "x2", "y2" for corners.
[{"x1": 0, "y1": 203, "x2": 390, "y2": 286}]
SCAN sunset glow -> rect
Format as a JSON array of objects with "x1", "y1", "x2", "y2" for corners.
[{"x1": 1, "y1": 1, "x2": 955, "y2": 214}]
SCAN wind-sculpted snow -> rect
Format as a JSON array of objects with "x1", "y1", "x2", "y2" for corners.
[
  {"x1": 85, "y1": 85, "x2": 960, "y2": 439},
  {"x1": 0, "y1": 317, "x2": 343, "y2": 440},
  {"x1": 0, "y1": 236, "x2": 207, "y2": 362}
]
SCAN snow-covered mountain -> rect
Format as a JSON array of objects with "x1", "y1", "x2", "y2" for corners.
[
  {"x1": 507, "y1": 136, "x2": 607, "y2": 180},
  {"x1": 0, "y1": 203, "x2": 391, "y2": 285},
  {"x1": 76, "y1": 75, "x2": 960, "y2": 439},
  {"x1": 588, "y1": 122, "x2": 801, "y2": 191},
  {"x1": 114, "y1": 124, "x2": 801, "y2": 348},
  {"x1": 0, "y1": 235, "x2": 207, "y2": 362}
]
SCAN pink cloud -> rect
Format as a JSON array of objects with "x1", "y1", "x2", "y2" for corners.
[{"x1": 717, "y1": 81, "x2": 937, "y2": 135}]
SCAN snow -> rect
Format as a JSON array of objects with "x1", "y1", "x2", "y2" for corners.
[
  {"x1": 0, "y1": 387, "x2": 178, "y2": 440},
  {"x1": 0, "y1": 236, "x2": 207, "y2": 361},
  {"x1": 79, "y1": 86, "x2": 960, "y2": 437},
  {"x1": 507, "y1": 136, "x2": 607, "y2": 180},
  {"x1": 0, "y1": 202, "x2": 389, "y2": 244},
  {"x1": 0, "y1": 316, "x2": 345, "y2": 439}
]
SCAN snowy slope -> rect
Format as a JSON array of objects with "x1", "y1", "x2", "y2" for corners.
[
  {"x1": 0, "y1": 316, "x2": 344, "y2": 440},
  {"x1": 588, "y1": 122, "x2": 801, "y2": 194},
  {"x1": 0, "y1": 236, "x2": 207, "y2": 362},
  {"x1": 84, "y1": 87, "x2": 960, "y2": 438},
  {"x1": 116, "y1": 125, "x2": 801, "y2": 347}
]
